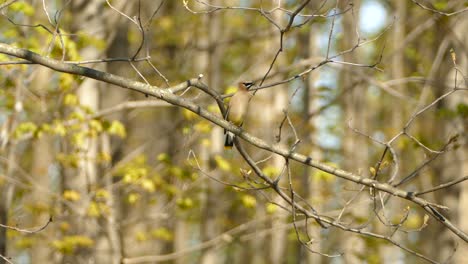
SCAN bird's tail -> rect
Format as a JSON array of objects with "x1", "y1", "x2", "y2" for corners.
[{"x1": 224, "y1": 132, "x2": 234, "y2": 149}]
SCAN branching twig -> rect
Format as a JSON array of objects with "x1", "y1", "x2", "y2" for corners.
[
  {"x1": 411, "y1": 0, "x2": 468, "y2": 16},
  {"x1": 0, "y1": 217, "x2": 52, "y2": 234},
  {"x1": 415, "y1": 176, "x2": 468, "y2": 196}
]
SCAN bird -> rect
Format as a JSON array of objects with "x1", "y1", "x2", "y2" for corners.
[{"x1": 224, "y1": 81, "x2": 254, "y2": 148}]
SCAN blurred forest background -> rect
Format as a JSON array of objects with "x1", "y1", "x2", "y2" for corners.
[{"x1": 0, "y1": 0, "x2": 467, "y2": 263}]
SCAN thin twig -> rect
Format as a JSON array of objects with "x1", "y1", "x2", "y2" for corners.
[{"x1": 0, "y1": 217, "x2": 52, "y2": 234}]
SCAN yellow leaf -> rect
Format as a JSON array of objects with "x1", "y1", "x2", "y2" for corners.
[
  {"x1": 241, "y1": 195, "x2": 256, "y2": 208},
  {"x1": 176, "y1": 198, "x2": 194, "y2": 209},
  {"x1": 262, "y1": 166, "x2": 279, "y2": 178},
  {"x1": 63, "y1": 190, "x2": 81, "y2": 201},
  {"x1": 98, "y1": 152, "x2": 112, "y2": 163},
  {"x1": 214, "y1": 155, "x2": 231, "y2": 171},
  {"x1": 59, "y1": 74, "x2": 74, "y2": 91},
  {"x1": 369, "y1": 167, "x2": 376, "y2": 177},
  {"x1": 52, "y1": 122, "x2": 67, "y2": 136},
  {"x1": 59, "y1": 222, "x2": 70, "y2": 232},
  {"x1": 107, "y1": 120, "x2": 126, "y2": 138},
  {"x1": 164, "y1": 185, "x2": 178, "y2": 196},
  {"x1": 9, "y1": 2, "x2": 35, "y2": 16},
  {"x1": 15, "y1": 237, "x2": 35, "y2": 249},
  {"x1": 89, "y1": 119, "x2": 103, "y2": 133},
  {"x1": 169, "y1": 166, "x2": 183, "y2": 178},
  {"x1": 194, "y1": 121, "x2": 211, "y2": 133},
  {"x1": 225, "y1": 85, "x2": 238, "y2": 94},
  {"x1": 207, "y1": 104, "x2": 220, "y2": 114},
  {"x1": 311, "y1": 169, "x2": 335, "y2": 183},
  {"x1": 159, "y1": 16, "x2": 173, "y2": 30},
  {"x1": 68, "y1": 111, "x2": 85, "y2": 121},
  {"x1": 127, "y1": 193, "x2": 140, "y2": 204},
  {"x1": 182, "y1": 109, "x2": 197, "y2": 120},
  {"x1": 404, "y1": 214, "x2": 422, "y2": 229},
  {"x1": 96, "y1": 189, "x2": 109, "y2": 200},
  {"x1": 13, "y1": 122, "x2": 37, "y2": 139},
  {"x1": 135, "y1": 231, "x2": 147, "y2": 242},
  {"x1": 151, "y1": 228, "x2": 173, "y2": 241},
  {"x1": 123, "y1": 168, "x2": 147, "y2": 183},
  {"x1": 40, "y1": 124, "x2": 51, "y2": 133},
  {"x1": 157, "y1": 153, "x2": 171, "y2": 163},
  {"x1": 71, "y1": 132, "x2": 86, "y2": 148},
  {"x1": 381, "y1": 160, "x2": 390, "y2": 169},
  {"x1": 266, "y1": 203, "x2": 278, "y2": 214},
  {"x1": 182, "y1": 126, "x2": 192, "y2": 134},
  {"x1": 63, "y1": 93, "x2": 78, "y2": 106},
  {"x1": 52, "y1": 235, "x2": 94, "y2": 254},
  {"x1": 201, "y1": 138, "x2": 211, "y2": 147},
  {"x1": 140, "y1": 179, "x2": 156, "y2": 192},
  {"x1": 87, "y1": 202, "x2": 100, "y2": 217}
]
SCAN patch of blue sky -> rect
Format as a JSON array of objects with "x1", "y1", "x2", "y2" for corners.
[{"x1": 360, "y1": 0, "x2": 388, "y2": 35}]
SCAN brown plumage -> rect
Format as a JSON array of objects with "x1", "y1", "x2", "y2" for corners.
[{"x1": 224, "y1": 82, "x2": 253, "y2": 148}]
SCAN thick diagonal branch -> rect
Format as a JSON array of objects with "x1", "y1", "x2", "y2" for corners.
[{"x1": 0, "y1": 43, "x2": 466, "y2": 243}]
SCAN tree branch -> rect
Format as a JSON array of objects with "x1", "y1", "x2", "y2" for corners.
[{"x1": 0, "y1": 42, "x2": 466, "y2": 243}]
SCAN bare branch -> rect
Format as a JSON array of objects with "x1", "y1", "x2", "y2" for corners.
[
  {"x1": 411, "y1": 0, "x2": 468, "y2": 16},
  {"x1": 415, "y1": 176, "x2": 468, "y2": 196},
  {"x1": 0, "y1": 217, "x2": 52, "y2": 234},
  {"x1": 1, "y1": 42, "x2": 466, "y2": 243}
]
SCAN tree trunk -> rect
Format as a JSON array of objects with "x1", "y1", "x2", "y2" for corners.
[
  {"x1": 199, "y1": 3, "x2": 223, "y2": 264},
  {"x1": 340, "y1": 1, "x2": 368, "y2": 262},
  {"x1": 445, "y1": 14, "x2": 467, "y2": 264},
  {"x1": 64, "y1": 1, "x2": 109, "y2": 262}
]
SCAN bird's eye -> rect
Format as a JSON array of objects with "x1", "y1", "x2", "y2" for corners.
[{"x1": 243, "y1": 82, "x2": 254, "y2": 89}]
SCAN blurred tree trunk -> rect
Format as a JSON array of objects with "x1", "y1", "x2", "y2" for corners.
[
  {"x1": 27, "y1": 67, "x2": 54, "y2": 263},
  {"x1": 298, "y1": 18, "x2": 323, "y2": 264},
  {"x1": 116, "y1": 2, "x2": 181, "y2": 260},
  {"x1": 0, "y1": 139, "x2": 9, "y2": 261},
  {"x1": 0, "y1": 125, "x2": 16, "y2": 264},
  {"x1": 199, "y1": 4, "x2": 223, "y2": 264},
  {"x1": 411, "y1": 11, "x2": 455, "y2": 262},
  {"x1": 0, "y1": 72, "x2": 26, "y2": 262},
  {"x1": 339, "y1": 1, "x2": 368, "y2": 262},
  {"x1": 390, "y1": 1, "x2": 406, "y2": 132},
  {"x1": 267, "y1": 10, "x2": 290, "y2": 264},
  {"x1": 0, "y1": 5, "x2": 51, "y2": 261},
  {"x1": 442, "y1": 14, "x2": 468, "y2": 263},
  {"x1": 64, "y1": 1, "x2": 109, "y2": 262},
  {"x1": 378, "y1": 1, "x2": 406, "y2": 262},
  {"x1": 268, "y1": 84, "x2": 288, "y2": 264},
  {"x1": 193, "y1": 9, "x2": 210, "y2": 262},
  {"x1": 452, "y1": 14, "x2": 468, "y2": 263},
  {"x1": 170, "y1": 1, "x2": 205, "y2": 261},
  {"x1": 97, "y1": 12, "x2": 133, "y2": 263}
]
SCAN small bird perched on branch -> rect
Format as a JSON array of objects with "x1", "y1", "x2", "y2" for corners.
[{"x1": 224, "y1": 81, "x2": 254, "y2": 148}]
